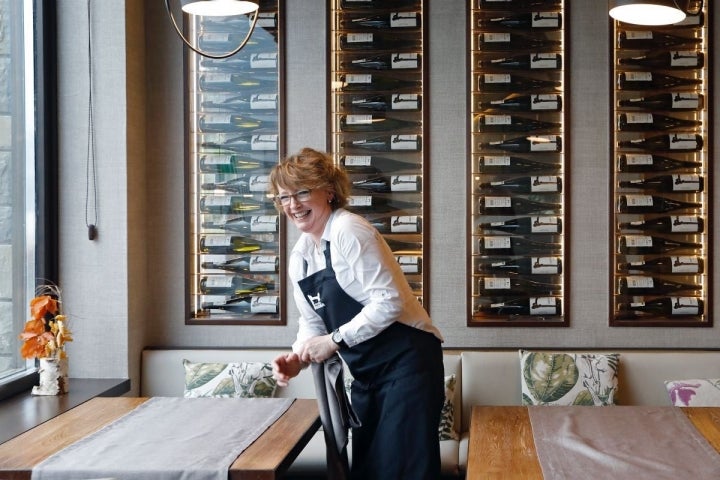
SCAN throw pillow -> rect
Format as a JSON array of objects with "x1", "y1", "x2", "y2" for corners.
[
  {"x1": 519, "y1": 350, "x2": 620, "y2": 406},
  {"x1": 665, "y1": 378, "x2": 720, "y2": 406},
  {"x1": 439, "y1": 374, "x2": 459, "y2": 441},
  {"x1": 183, "y1": 359, "x2": 277, "y2": 398}
]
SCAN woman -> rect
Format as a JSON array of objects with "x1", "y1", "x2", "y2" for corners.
[{"x1": 270, "y1": 148, "x2": 445, "y2": 480}]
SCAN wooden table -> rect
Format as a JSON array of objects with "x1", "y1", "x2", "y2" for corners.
[
  {"x1": 466, "y1": 406, "x2": 720, "y2": 479},
  {"x1": 0, "y1": 397, "x2": 321, "y2": 480}
]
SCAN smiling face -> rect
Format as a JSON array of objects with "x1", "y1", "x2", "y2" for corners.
[{"x1": 277, "y1": 186, "x2": 333, "y2": 244}]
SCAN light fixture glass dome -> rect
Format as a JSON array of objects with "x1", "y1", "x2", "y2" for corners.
[
  {"x1": 182, "y1": 0, "x2": 259, "y2": 17},
  {"x1": 609, "y1": 0, "x2": 686, "y2": 26}
]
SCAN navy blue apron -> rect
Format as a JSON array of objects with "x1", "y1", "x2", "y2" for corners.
[{"x1": 298, "y1": 242, "x2": 444, "y2": 480}]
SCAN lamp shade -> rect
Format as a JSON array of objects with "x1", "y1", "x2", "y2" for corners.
[
  {"x1": 182, "y1": 0, "x2": 259, "y2": 16},
  {"x1": 609, "y1": 0, "x2": 686, "y2": 25}
]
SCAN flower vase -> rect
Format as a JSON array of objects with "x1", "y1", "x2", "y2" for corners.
[{"x1": 32, "y1": 357, "x2": 69, "y2": 395}]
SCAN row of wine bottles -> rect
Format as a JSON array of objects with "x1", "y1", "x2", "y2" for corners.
[
  {"x1": 474, "y1": 296, "x2": 562, "y2": 317},
  {"x1": 616, "y1": 297, "x2": 704, "y2": 318},
  {"x1": 199, "y1": 294, "x2": 280, "y2": 315},
  {"x1": 476, "y1": 275, "x2": 561, "y2": 296},
  {"x1": 477, "y1": 236, "x2": 561, "y2": 256}
]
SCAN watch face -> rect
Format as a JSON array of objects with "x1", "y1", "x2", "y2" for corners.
[{"x1": 332, "y1": 330, "x2": 343, "y2": 344}]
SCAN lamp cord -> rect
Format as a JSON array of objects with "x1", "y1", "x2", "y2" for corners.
[{"x1": 85, "y1": 0, "x2": 98, "y2": 240}]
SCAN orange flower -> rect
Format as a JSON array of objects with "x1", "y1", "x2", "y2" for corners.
[{"x1": 30, "y1": 295, "x2": 58, "y2": 321}]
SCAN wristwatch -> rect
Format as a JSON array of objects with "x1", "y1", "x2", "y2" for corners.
[{"x1": 331, "y1": 328, "x2": 347, "y2": 348}]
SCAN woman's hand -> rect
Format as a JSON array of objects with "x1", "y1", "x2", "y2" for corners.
[
  {"x1": 299, "y1": 334, "x2": 339, "y2": 365},
  {"x1": 271, "y1": 352, "x2": 305, "y2": 387}
]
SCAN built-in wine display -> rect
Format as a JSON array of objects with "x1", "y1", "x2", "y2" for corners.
[
  {"x1": 186, "y1": 2, "x2": 284, "y2": 325},
  {"x1": 329, "y1": 0, "x2": 427, "y2": 307},
  {"x1": 469, "y1": 0, "x2": 568, "y2": 326},
  {"x1": 611, "y1": 7, "x2": 712, "y2": 326}
]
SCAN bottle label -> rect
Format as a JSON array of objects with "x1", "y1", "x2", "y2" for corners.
[
  {"x1": 250, "y1": 134, "x2": 278, "y2": 151},
  {"x1": 204, "y1": 196, "x2": 233, "y2": 207},
  {"x1": 484, "y1": 196, "x2": 512, "y2": 208},
  {"x1": 623, "y1": 154, "x2": 653, "y2": 166},
  {"x1": 249, "y1": 255, "x2": 279, "y2": 272},
  {"x1": 529, "y1": 53, "x2": 560, "y2": 69},
  {"x1": 481, "y1": 32, "x2": 511, "y2": 44},
  {"x1": 390, "y1": 12, "x2": 420, "y2": 28},
  {"x1": 668, "y1": 134, "x2": 699, "y2": 150},
  {"x1": 625, "y1": 113, "x2": 653, "y2": 124},
  {"x1": 391, "y1": 53, "x2": 419, "y2": 69},
  {"x1": 530, "y1": 216, "x2": 561, "y2": 232},
  {"x1": 390, "y1": 175, "x2": 420, "y2": 192},
  {"x1": 251, "y1": 295, "x2": 279, "y2": 313},
  {"x1": 202, "y1": 73, "x2": 232, "y2": 85},
  {"x1": 669, "y1": 215, "x2": 701, "y2": 233},
  {"x1": 483, "y1": 73, "x2": 511, "y2": 85},
  {"x1": 200, "y1": 33, "x2": 232, "y2": 44},
  {"x1": 349, "y1": 195, "x2": 373, "y2": 207},
  {"x1": 624, "y1": 31, "x2": 653, "y2": 40},
  {"x1": 668, "y1": 297, "x2": 701, "y2": 315},
  {"x1": 482, "y1": 236, "x2": 511, "y2": 249},
  {"x1": 344, "y1": 155, "x2": 372, "y2": 167},
  {"x1": 530, "y1": 257, "x2": 560, "y2": 274},
  {"x1": 531, "y1": 12, "x2": 561, "y2": 28},
  {"x1": 346, "y1": 114, "x2": 373, "y2": 125},
  {"x1": 483, "y1": 114, "x2": 512, "y2": 126},
  {"x1": 391, "y1": 94, "x2": 419, "y2": 110},
  {"x1": 396, "y1": 255, "x2": 421, "y2": 273},
  {"x1": 529, "y1": 135, "x2": 560, "y2": 151},
  {"x1": 250, "y1": 216, "x2": 278, "y2": 233},
  {"x1": 669, "y1": 51, "x2": 701, "y2": 68},
  {"x1": 202, "y1": 113, "x2": 232, "y2": 125},
  {"x1": 624, "y1": 235, "x2": 654, "y2": 248},
  {"x1": 346, "y1": 33, "x2": 374, "y2": 44},
  {"x1": 248, "y1": 175, "x2": 270, "y2": 192},
  {"x1": 481, "y1": 155, "x2": 511, "y2": 167},
  {"x1": 345, "y1": 74, "x2": 372, "y2": 84},
  {"x1": 670, "y1": 174, "x2": 701, "y2": 191},
  {"x1": 670, "y1": 93, "x2": 700, "y2": 109},
  {"x1": 204, "y1": 276, "x2": 234, "y2": 288},
  {"x1": 202, "y1": 155, "x2": 232, "y2": 167},
  {"x1": 483, "y1": 277, "x2": 511, "y2": 290},
  {"x1": 257, "y1": 12, "x2": 277, "y2": 28},
  {"x1": 528, "y1": 297, "x2": 558, "y2": 315},
  {"x1": 390, "y1": 135, "x2": 420, "y2": 150},
  {"x1": 530, "y1": 176, "x2": 560, "y2": 192},
  {"x1": 622, "y1": 71, "x2": 652, "y2": 83},
  {"x1": 390, "y1": 215, "x2": 420, "y2": 233},
  {"x1": 530, "y1": 94, "x2": 560, "y2": 111},
  {"x1": 670, "y1": 256, "x2": 701, "y2": 273},
  {"x1": 250, "y1": 93, "x2": 278, "y2": 110},
  {"x1": 249, "y1": 53, "x2": 277, "y2": 69},
  {"x1": 625, "y1": 276, "x2": 654, "y2": 289},
  {"x1": 624, "y1": 194, "x2": 654, "y2": 207}
]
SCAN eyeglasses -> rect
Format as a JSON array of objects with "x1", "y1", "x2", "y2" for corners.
[{"x1": 274, "y1": 189, "x2": 312, "y2": 205}]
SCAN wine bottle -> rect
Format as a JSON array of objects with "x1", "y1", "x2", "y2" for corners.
[
  {"x1": 202, "y1": 134, "x2": 278, "y2": 153},
  {"x1": 339, "y1": 32, "x2": 420, "y2": 51},
  {"x1": 347, "y1": 195, "x2": 421, "y2": 213},
  {"x1": 617, "y1": 275, "x2": 701, "y2": 295},
  {"x1": 482, "y1": 12, "x2": 562, "y2": 30},
  {"x1": 342, "y1": 94, "x2": 421, "y2": 112},
  {"x1": 477, "y1": 32, "x2": 560, "y2": 51},
  {"x1": 617, "y1": 194, "x2": 701, "y2": 214},
  {"x1": 478, "y1": 176, "x2": 562, "y2": 193},
  {"x1": 340, "y1": 114, "x2": 421, "y2": 132},
  {"x1": 198, "y1": 114, "x2": 278, "y2": 133},
  {"x1": 202, "y1": 215, "x2": 279, "y2": 234},
  {"x1": 198, "y1": 73, "x2": 278, "y2": 92},
  {"x1": 618, "y1": 51, "x2": 704, "y2": 69},
  {"x1": 619, "y1": 174, "x2": 703, "y2": 193},
  {"x1": 477, "y1": 0, "x2": 562, "y2": 10},
  {"x1": 477, "y1": 297, "x2": 561, "y2": 316},
  {"x1": 479, "y1": 216, "x2": 562, "y2": 234},
  {"x1": 478, "y1": 155, "x2": 560, "y2": 173},
  {"x1": 478, "y1": 276, "x2": 561, "y2": 296},
  {"x1": 201, "y1": 295, "x2": 279, "y2": 314},
  {"x1": 618, "y1": 92, "x2": 702, "y2": 111},
  {"x1": 617, "y1": 113, "x2": 701, "y2": 132},
  {"x1": 481, "y1": 93, "x2": 562, "y2": 112},
  {"x1": 617, "y1": 235, "x2": 702, "y2": 254},
  {"x1": 476, "y1": 256, "x2": 562, "y2": 275},
  {"x1": 478, "y1": 236, "x2": 561, "y2": 256},
  {"x1": 201, "y1": 255, "x2": 280, "y2": 273},
  {"x1": 618, "y1": 134, "x2": 703, "y2": 152},
  {"x1": 618, "y1": 31, "x2": 701, "y2": 49},
  {"x1": 478, "y1": 196, "x2": 561, "y2": 215},
  {"x1": 618, "y1": 297, "x2": 704, "y2": 317},
  {"x1": 339, "y1": 74, "x2": 420, "y2": 92},
  {"x1": 199, "y1": 235, "x2": 275, "y2": 254},
  {"x1": 617, "y1": 154, "x2": 702, "y2": 173},
  {"x1": 479, "y1": 73, "x2": 560, "y2": 93},
  {"x1": 481, "y1": 53, "x2": 562, "y2": 70},
  {"x1": 396, "y1": 255, "x2": 422, "y2": 274},
  {"x1": 342, "y1": 53, "x2": 421, "y2": 70},
  {"x1": 199, "y1": 195, "x2": 275, "y2": 215},
  {"x1": 340, "y1": 0, "x2": 421, "y2": 10},
  {"x1": 483, "y1": 135, "x2": 562, "y2": 153},
  {"x1": 198, "y1": 51, "x2": 278, "y2": 70},
  {"x1": 476, "y1": 114, "x2": 559, "y2": 133},
  {"x1": 618, "y1": 256, "x2": 703, "y2": 274},
  {"x1": 340, "y1": 155, "x2": 418, "y2": 174},
  {"x1": 197, "y1": 33, "x2": 271, "y2": 52},
  {"x1": 342, "y1": 12, "x2": 421, "y2": 29},
  {"x1": 199, "y1": 276, "x2": 275, "y2": 296},
  {"x1": 343, "y1": 134, "x2": 422, "y2": 152},
  {"x1": 201, "y1": 174, "x2": 270, "y2": 194},
  {"x1": 201, "y1": 93, "x2": 279, "y2": 112},
  {"x1": 617, "y1": 72, "x2": 702, "y2": 91},
  {"x1": 369, "y1": 215, "x2": 422, "y2": 233},
  {"x1": 198, "y1": 154, "x2": 276, "y2": 174},
  {"x1": 618, "y1": 215, "x2": 703, "y2": 234},
  {"x1": 353, "y1": 175, "x2": 421, "y2": 193}
]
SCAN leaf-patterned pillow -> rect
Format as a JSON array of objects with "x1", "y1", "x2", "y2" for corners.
[
  {"x1": 519, "y1": 350, "x2": 619, "y2": 406},
  {"x1": 183, "y1": 360, "x2": 277, "y2": 398},
  {"x1": 439, "y1": 374, "x2": 459, "y2": 441},
  {"x1": 665, "y1": 378, "x2": 720, "y2": 406}
]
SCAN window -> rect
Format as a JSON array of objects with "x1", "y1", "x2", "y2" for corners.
[{"x1": 0, "y1": 0, "x2": 57, "y2": 397}]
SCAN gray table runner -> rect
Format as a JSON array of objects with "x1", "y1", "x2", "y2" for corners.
[
  {"x1": 32, "y1": 397, "x2": 293, "y2": 480},
  {"x1": 528, "y1": 406, "x2": 720, "y2": 480}
]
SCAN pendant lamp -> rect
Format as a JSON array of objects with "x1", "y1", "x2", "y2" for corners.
[
  {"x1": 165, "y1": 0, "x2": 260, "y2": 59},
  {"x1": 609, "y1": 0, "x2": 702, "y2": 26}
]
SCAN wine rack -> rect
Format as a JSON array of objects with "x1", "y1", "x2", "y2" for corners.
[
  {"x1": 329, "y1": 0, "x2": 427, "y2": 307},
  {"x1": 186, "y1": 2, "x2": 285, "y2": 325},
  {"x1": 610, "y1": 8, "x2": 712, "y2": 327},
  {"x1": 468, "y1": 0, "x2": 568, "y2": 326}
]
